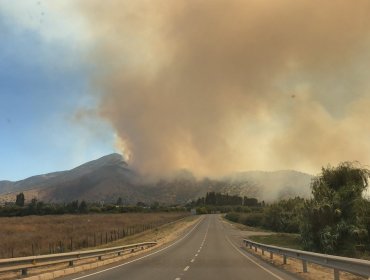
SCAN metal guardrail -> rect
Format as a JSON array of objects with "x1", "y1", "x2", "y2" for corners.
[
  {"x1": 243, "y1": 239, "x2": 370, "y2": 280},
  {"x1": 0, "y1": 241, "x2": 157, "y2": 276}
]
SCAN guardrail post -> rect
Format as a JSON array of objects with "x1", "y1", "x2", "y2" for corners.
[
  {"x1": 69, "y1": 261, "x2": 73, "y2": 267},
  {"x1": 254, "y1": 246, "x2": 257, "y2": 252},
  {"x1": 334, "y1": 269, "x2": 340, "y2": 280},
  {"x1": 98, "y1": 256, "x2": 102, "y2": 261},
  {"x1": 302, "y1": 260, "x2": 308, "y2": 272},
  {"x1": 21, "y1": 268, "x2": 27, "y2": 276},
  {"x1": 242, "y1": 239, "x2": 370, "y2": 279}
]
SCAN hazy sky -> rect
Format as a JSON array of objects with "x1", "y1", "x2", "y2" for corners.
[
  {"x1": 0, "y1": 1, "x2": 116, "y2": 180},
  {"x1": 2, "y1": 0, "x2": 370, "y2": 180}
]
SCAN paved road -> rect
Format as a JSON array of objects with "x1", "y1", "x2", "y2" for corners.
[{"x1": 60, "y1": 215, "x2": 298, "y2": 280}]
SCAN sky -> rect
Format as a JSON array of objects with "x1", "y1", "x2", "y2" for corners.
[
  {"x1": 0, "y1": 1, "x2": 116, "y2": 180},
  {"x1": 2, "y1": 1, "x2": 370, "y2": 181}
]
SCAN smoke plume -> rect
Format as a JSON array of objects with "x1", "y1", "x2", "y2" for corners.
[{"x1": 78, "y1": 0, "x2": 370, "y2": 176}]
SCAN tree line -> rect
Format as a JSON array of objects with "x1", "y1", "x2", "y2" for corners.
[
  {"x1": 0, "y1": 196, "x2": 186, "y2": 217},
  {"x1": 194, "y1": 191, "x2": 263, "y2": 207}
]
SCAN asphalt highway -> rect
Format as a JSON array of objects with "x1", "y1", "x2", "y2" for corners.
[{"x1": 59, "y1": 215, "x2": 298, "y2": 280}]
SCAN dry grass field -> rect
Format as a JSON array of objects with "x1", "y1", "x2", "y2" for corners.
[{"x1": 0, "y1": 212, "x2": 188, "y2": 258}]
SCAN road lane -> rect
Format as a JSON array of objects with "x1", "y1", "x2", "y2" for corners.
[{"x1": 59, "y1": 215, "x2": 298, "y2": 280}]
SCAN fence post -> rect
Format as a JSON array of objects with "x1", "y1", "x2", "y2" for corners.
[
  {"x1": 270, "y1": 252, "x2": 273, "y2": 259},
  {"x1": 21, "y1": 268, "x2": 27, "y2": 276},
  {"x1": 302, "y1": 260, "x2": 308, "y2": 272},
  {"x1": 334, "y1": 269, "x2": 340, "y2": 280},
  {"x1": 283, "y1": 255, "x2": 287, "y2": 264}
]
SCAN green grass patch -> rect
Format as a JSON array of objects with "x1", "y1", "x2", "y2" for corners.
[{"x1": 249, "y1": 233, "x2": 303, "y2": 250}]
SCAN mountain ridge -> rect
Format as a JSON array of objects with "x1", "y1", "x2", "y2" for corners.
[{"x1": 0, "y1": 153, "x2": 313, "y2": 204}]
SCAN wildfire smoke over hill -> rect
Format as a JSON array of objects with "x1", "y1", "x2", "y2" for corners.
[{"x1": 77, "y1": 0, "x2": 370, "y2": 176}]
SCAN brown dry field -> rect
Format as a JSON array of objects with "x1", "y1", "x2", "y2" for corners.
[{"x1": 0, "y1": 212, "x2": 188, "y2": 258}]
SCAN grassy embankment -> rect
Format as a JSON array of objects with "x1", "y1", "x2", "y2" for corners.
[
  {"x1": 248, "y1": 233, "x2": 302, "y2": 250},
  {"x1": 225, "y1": 214, "x2": 302, "y2": 250}
]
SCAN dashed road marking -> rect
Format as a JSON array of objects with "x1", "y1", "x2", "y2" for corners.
[
  {"x1": 184, "y1": 266, "x2": 190, "y2": 271},
  {"x1": 68, "y1": 217, "x2": 205, "y2": 280},
  {"x1": 191, "y1": 259, "x2": 194, "y2": 263}
]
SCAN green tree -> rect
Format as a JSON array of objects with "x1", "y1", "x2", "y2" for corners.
[
  {"x1": 15, "y1": 192, "x2": 25, "y2": 207},
  {"x1": 263, "y1": 197, "x2": 304, "y2": 233},
  {"x1": 116, "y1": 197, "x2": 123, "y2": 206},
  {"x1": 78, "y1": 200, "x2": 88, "y2": 213},
  {"x1": 301, "y1": 162, "x2": 369, "y2": 255}
]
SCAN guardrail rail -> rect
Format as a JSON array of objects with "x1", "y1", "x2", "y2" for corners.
[
  {"x1": 0, "y1": 241, "x2": 157, "y2": 277},
  {"x1": 243, "y1": 239, "x2": 370, "y2": 280}
]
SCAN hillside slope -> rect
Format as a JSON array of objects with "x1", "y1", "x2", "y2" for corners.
[{"x1": 0, "y1": 154, "x2": 313, "y2": 204}]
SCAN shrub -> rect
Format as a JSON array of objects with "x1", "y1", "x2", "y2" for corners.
[
  {"x1": 225, "y1": 212, "x2": 240, "y2": 222},
  {"x1": 241, "y1": 212, "x2": 264, "y2": 227}
]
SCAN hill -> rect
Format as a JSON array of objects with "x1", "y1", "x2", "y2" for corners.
[{"x1": 0, "y1": 154, "x2": 313, "y2": 204}]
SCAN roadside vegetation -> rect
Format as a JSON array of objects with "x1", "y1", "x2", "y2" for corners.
[
  {"x1": 222, "y1": 162, "x2": 370, "y2": 259},
  {"x1": 248, "y1": 233, "x2": 302, "y2": 250}
]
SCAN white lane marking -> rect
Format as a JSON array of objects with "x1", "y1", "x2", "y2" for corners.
[
  {"x1": 195, "y1": 254, "x2": 198, "y2": 257},
  {"x1": 175, "y1": 278, "x2": 181, "y2": 280},
  {"x1": 184, "y1": 266, "x2": 190, "y2": 271},
  {"x1": 68, "y1": 217, "x2": 205, "y2": 280},
  {"x1": 198, "y1": 250, "x2": 200, "y2": 253},
  {"x1": 190, "y1": 259, "x2": 194, "y2": 263},
  {"x1": 225, "y1": 236, "x2": 284, "y2": 280}
]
